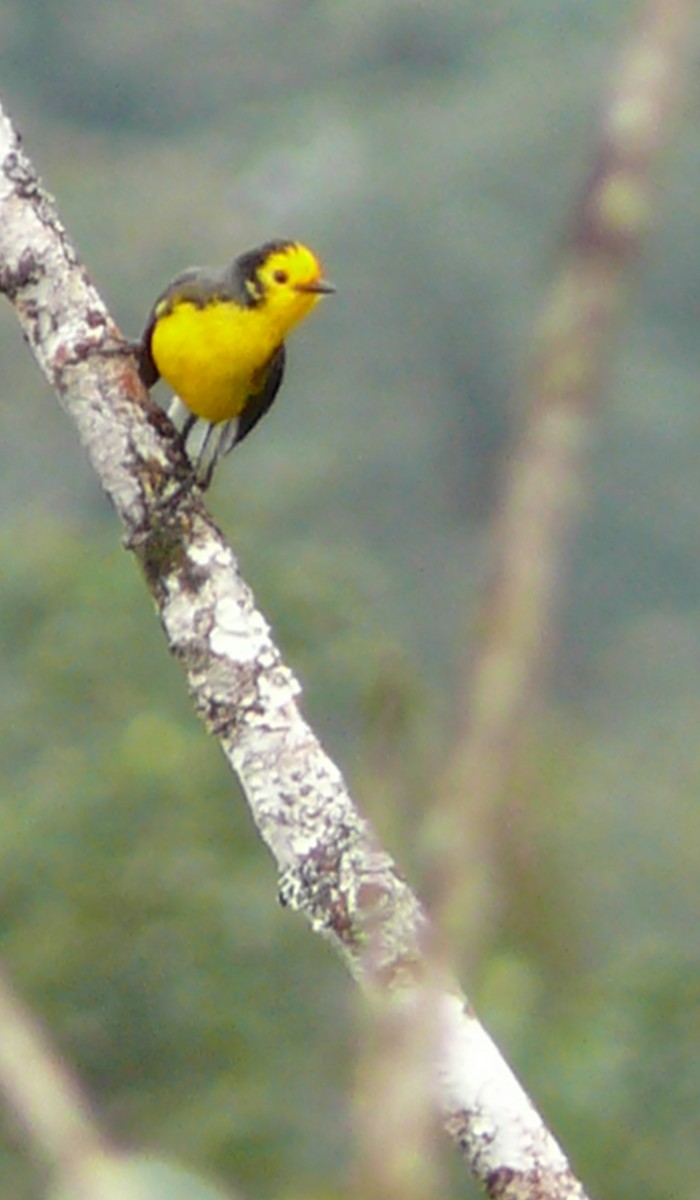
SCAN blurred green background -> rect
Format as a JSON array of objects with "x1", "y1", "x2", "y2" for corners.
[{"x1": 0, "y1": 2, "x2": 699, "y2": 1198}]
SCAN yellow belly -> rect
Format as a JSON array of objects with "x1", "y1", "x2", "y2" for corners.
[{"x1": 150, "y1": 300, "x2": 279, "y2": 424}]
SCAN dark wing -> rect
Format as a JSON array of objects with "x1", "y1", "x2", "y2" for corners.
[
  {"x1": 136, "y1": 331, "x2": 160, "y2": 389},
  {"x1": 136, "y1": 267, "x2": 223, "y2": 390},
  {"x1": 234, "y1": 343, "x2": 287, "y2": 447}
]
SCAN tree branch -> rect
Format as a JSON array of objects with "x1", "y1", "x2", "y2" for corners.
[{"x1": 0, "y1": 102, "x2": 591, "y2": 1200}]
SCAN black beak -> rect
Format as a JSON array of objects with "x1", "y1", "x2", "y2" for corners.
[{"x1": 296, "y1": 278, "x2": 336, "y2": 295}]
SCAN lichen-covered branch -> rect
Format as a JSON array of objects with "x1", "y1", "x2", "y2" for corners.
[{"x1": 0, "y1": 104, "x2": 592, "y2": 1200}]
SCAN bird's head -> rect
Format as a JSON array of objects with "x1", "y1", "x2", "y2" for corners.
[{"x1": 238, "y1": 240, "x2": 335, "y2": 333}]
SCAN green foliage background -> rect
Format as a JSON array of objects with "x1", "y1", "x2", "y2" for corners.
[{"x1": 0, "y1": 2, "x2": 699, "y2": 1198}]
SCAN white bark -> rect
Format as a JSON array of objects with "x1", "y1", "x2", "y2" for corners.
[{"x1": 0, "y1": 103, "x2": 590, "y2": 1200}]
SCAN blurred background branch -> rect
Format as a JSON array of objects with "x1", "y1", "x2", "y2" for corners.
[
  {"x1": 0, "y1": 965, "x2": 140, "y2": 1200},
  {"x1": 424, "y1": 0, "x2": 692, "y2": 951}
]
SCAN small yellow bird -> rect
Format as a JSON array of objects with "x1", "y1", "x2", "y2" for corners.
[{"x1": 137, "y1": 240, "x2": 334, "y2": 487}]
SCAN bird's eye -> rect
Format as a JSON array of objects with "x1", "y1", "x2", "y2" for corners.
[{"x1": 273, "y1": 268, "x2": 289, "y2": 284}]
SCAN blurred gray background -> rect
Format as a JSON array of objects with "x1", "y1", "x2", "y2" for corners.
[{"x1": 0, "y1": 3, "x2": 698, "y2": 1199}]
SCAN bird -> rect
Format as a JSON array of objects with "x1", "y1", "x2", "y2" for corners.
[{"x1": 136, "y1": 240, "x2": 334, "y2": 488}]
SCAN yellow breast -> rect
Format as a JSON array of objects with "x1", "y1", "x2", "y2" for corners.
[{"x1": 150, "y1": 300, "x2": 279, "y2": 424}]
